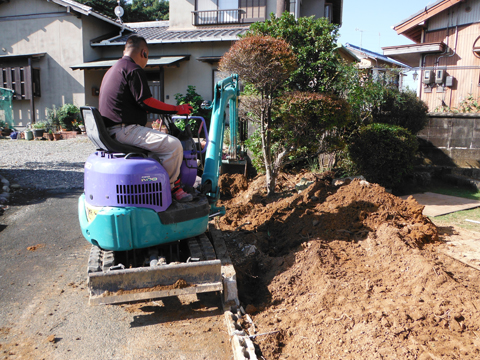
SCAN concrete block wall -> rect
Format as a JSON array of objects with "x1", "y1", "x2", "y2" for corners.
[{"x1": 418, "y1": 113, "x2": 480, "y2": 168}]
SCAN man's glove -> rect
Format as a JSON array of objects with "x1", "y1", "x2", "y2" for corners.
[{"x1": 176, "y1": 104, "x2": 193, "y2": 115}]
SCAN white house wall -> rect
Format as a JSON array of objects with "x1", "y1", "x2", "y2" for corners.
[
  {"x1": 81, "y1": 15, "x2": 118, "y2": 63},
  {"x1": 170, "y1": 0, "x2": 196, "y2": 29},
  {"x1": 0, "y1": 0, "x2": 83, "y2": 125},
  {"x1": 97, "y1": 40, "x2": 234, "y2": 107},
  {"x1": 0, "y1": 0, "x2": 121, "y2": 125}
]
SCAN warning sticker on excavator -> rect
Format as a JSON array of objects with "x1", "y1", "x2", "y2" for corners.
[{"x1": 85, "y1": 202, "x2": 102, "y2": 223}]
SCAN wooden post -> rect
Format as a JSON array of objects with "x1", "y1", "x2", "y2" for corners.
[{"x1": 28, "y1": 57, "x2": 36, "y2": 124}]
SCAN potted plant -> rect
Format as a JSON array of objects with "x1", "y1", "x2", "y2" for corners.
[
  {"x1": 58, "y1": 104, "x2": 80, "y2": 131},
  {"x1": 32, "y1": 121, "x2": 46, "y2": 138},
  {"x1": 72, "y1": 119, "x2": 83, "y2": 133},
  {"x1": 152, "y1": 119, "x2": 168, "y2": 133},
  {"x1": 46, "y1": 105, "x2": 60, "y2": 131}
]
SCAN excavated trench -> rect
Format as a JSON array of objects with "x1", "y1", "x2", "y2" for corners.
[{"x1": 217, "y1": 172, "x2": 480, "y2": 359}]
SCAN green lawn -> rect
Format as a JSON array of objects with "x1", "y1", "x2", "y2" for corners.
[
  {"x1": 432, "y1": 207, "x2": 480, "y2": 232},
  {"x1": 418, "y1": 180, "x2": 480, "y2": 232}
]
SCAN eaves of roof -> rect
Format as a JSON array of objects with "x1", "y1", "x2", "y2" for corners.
[
  {"x1": 91, "y1": 21, "x2": 248, "y2": 46},
  {"x1": 71, "y1": 55, "x2": 189, "y2": 70},
  {"x1": 393, "y1": 0, "x2": 464, "y2": 42},
  {"x1": 48, "y1": 0, "x2": 131, "y2": 30},
  {"x1": 335, "y1": 43, "x2": 360, "y2": 63}
]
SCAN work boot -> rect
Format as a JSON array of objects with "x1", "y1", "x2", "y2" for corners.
[{"x1": 172, "y1": 179, "x2": 193, "y2": 203}]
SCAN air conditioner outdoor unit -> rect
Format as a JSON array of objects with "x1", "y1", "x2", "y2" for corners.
[{"x1": 423, "y1": 70, "x2": 434, "y2": 84}]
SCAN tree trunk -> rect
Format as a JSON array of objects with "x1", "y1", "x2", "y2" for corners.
[{"x1": 260, "y1": 106, "x2": 276, "y2": 196}]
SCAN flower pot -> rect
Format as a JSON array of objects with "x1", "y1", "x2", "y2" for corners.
[
  {"x1": 47, "y1": 133, "x2": 54, "y2": 141},
  {"x1": 59, "y1": 131, "x2": 77, "y2": 139},
  {"x1": 24, "y1": 130, "x2": 33, "y2": 141},
  {"x1": 33, "y1": 129, "x2": 44, "y2": 138},
  {"x1": 53, "y1": 133, "x2": 62, "y2": 141}
]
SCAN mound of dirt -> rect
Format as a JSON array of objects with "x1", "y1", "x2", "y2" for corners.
[
  {"x1": 218, "y1": 173, "x2": 437, "y2": 256},
  {"x1": 217, "y1": 173, "x2": 480, "y2": 359}
]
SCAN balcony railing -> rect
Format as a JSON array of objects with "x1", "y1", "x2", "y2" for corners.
[{"x1": 192, "y1": 9, "x2": 246, "y2": 26}]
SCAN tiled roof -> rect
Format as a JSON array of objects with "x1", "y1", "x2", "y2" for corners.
[{"x1": 92, "y1": 21, "x2": 248, "y2": 46}]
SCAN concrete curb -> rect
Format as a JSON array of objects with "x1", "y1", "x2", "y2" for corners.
[{"x1": 210, "y1": 225, "x2": 257, "y2": 360}]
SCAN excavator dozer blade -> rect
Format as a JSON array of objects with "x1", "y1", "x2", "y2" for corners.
[{"x1": 88, "y1": 260, "x2": 223, "y2": 305}]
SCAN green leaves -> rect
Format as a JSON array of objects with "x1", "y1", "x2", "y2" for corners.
[
  {"x1": 346, "y1": 124, "x2": 418, "y2": 188},
  {"x1": 247, "y1": 12, "x2": 340, "y2": 93},
  {"x1": 174, "y1": 85, "x2": 212, "y2": 132},
  {"x1": 76, "y1": 0, "x2": 169, "y2": 21}
]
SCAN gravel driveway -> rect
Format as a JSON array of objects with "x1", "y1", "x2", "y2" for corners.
[{"x1": 0, "y1": 136, "x2": 96, "y2": 191}]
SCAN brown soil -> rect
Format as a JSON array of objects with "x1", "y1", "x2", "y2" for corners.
[
  {"x1": 26, "y1": 244, "x2": 44, "y2": 251},
  {"x1": 104, "y1": 279, "x2": 191, "y2": 296},
  {"x1": 217, "y1": 172, "x2": 480, "y2": 359}
]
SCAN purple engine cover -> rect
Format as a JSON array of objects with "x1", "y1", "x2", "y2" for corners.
[{"x1": 84, "y1": 152, "x2": 172, "y2": 212}]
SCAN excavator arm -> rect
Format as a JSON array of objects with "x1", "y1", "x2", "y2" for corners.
[{"x1": 201, "y1": 74, "x2": 240, "y2": 215}]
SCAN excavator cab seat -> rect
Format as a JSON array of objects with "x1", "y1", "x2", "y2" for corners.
[{"x1": 80, "y1": 106, "x2": 148, "y2": 155}]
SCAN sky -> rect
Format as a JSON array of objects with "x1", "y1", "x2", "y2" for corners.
[
  {"x1": 338, "y1": 0, "x2": 437, "y2": 53},
  {"x1": 338, "y1": 0, "x2": 439, "y2": 89}
]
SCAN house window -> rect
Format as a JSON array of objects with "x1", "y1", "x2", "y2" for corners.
[
  {"x1": 0, "y1": 66, "x2": 41, "y2": 100},
  {"x1": 193, "y1": 0, "x2": 265, "y2": 25},
  {"x1": 324, "y1": 3, "x2": 333, "y2": 22},
  {"x1": 289, "y1": 1, "x2": 295, "y2": 13}
]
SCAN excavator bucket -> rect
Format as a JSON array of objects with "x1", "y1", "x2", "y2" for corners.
[
  {"x1": 86, "y1": 232, "x2": 237, "y2": 306},
  {"x1": 88, "y1": 259, "x2": 223, "y2": 305}
]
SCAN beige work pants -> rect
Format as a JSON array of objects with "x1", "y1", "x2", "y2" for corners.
[{"x1": 108, "y1": 124, "x2": 182, "y2": 189}]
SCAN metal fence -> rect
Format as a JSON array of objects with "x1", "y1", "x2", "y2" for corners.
[{"x1": 192, "y1": 9, "x2": 245, "y2": 25}]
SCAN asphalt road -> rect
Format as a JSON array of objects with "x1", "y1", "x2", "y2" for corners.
[{"x1": 0, "y1": 189, "x2": 231, "y2": 360}]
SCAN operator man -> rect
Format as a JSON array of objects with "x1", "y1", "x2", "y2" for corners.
[{"x1": 99, "y1": 34, "x2": 193, "y2": 202}]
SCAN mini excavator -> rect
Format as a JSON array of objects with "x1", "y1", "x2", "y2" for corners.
[{"x1": 78, "y1": 75, "x2": 240, "y2": 305}]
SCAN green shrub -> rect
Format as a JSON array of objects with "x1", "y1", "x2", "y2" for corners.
[
  {"x1": 244, "y1": 128, "x2": 266, "y2": 173},
  {"x1": 371, "y1": 89, "x2": 428, "y2": 134},
  {"x1": 174, "y1": 85, "x2": 212, "y2": 133},
  {"x1": 32, "y1": 121, "x2": 46, "y2": 129},
  {"x1": 46, "y1": 105, "x2": 60, "y2": 128},
  {"x1": 58, "y1": 104, "x2": 79, "y2": 131},
  {"x1": 345, "y1": 123, "x2": 418, "y2": 188},
  {"x1": 244, "y1": 92, "x2": 351, "y2": 174}
]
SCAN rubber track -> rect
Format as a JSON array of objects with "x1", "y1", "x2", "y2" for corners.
[
  {"x1": 87, "y1": 245, "x2": 102, "y2": 273},
  {"x1": 187, "y1": 234, "x2": 216, "y2": 261},
  {"x1": 87, "y1": 246, "x2": 115, "y2": 273},
  {"x1": 199, "y1": 234, "x2": 216, "y2": 260},
  {"x1": 188, "y1": 238, "x2": 204, "y2": 260},
  {"x1": 88, "y1": 234, "x2": 216, "y2": 274},
  {"x1": 102, "y1": 251, "x2": 115, "y2": 271}
]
